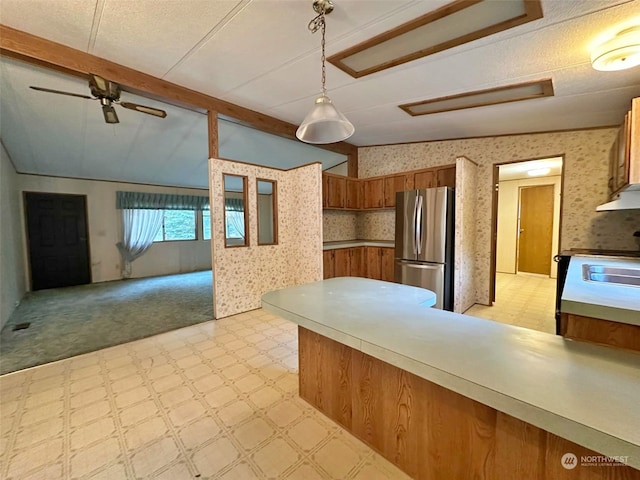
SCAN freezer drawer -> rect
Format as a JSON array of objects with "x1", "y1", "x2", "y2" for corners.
[{"x1": 395, "y1": 260, "x2": 444, "y2": 309}]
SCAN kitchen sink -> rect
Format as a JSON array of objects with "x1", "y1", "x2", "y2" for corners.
[{"x1": 582, "y1": 264, "x2": 640, "y2": 287}]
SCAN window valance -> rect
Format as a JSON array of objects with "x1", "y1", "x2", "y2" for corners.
[
  {"x1": 116, "y1": 191, "x2": 209, "y2": 210},
  {"x1": 224, "y1": 198, "x2": 244, "y2": 212}
]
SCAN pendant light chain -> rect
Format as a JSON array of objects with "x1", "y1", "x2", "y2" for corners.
[{"x1": 320, "y1": 14, "x2": 327, "y2": 97}]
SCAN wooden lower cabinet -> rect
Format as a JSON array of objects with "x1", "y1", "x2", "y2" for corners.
[
  {"x1": 299, "y1": 327, "x2": 639, "y2": 480},
  {"x1": 322, "y1": 250, "x2": 335, "y2": 280},
  {"x1": 365, "y1": 247, "x2": 395, "y2": 282},
  {"x1": 325, "y1": 246, "x2": 395, "y2": 282},
  {"x1": 561, "y1": 312, "x2": 640, "y2": 352}
]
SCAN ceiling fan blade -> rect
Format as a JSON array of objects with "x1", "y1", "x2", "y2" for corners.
[
  {"x1": 120, "y1": 102, "x2": 167, "y2": 119},
  {"x1": 29, "y1": 86, "x2": 93, "y2": 100}
]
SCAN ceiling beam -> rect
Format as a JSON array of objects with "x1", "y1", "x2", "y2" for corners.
[{"x1": 0, "y1": 24, "x2": 357, "y2": 157}]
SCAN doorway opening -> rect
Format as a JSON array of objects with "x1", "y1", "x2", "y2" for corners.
[{"x1": 472, "y1": 156, "x2": 563, "y2": 333}]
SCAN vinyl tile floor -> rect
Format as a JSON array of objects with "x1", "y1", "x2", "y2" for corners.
[
  {"x1": 0, "y1": 309, "x2": 410, "y2": 480},
  {"x1": 465, "y1": 272, "x2": 557, "y2": 333}
]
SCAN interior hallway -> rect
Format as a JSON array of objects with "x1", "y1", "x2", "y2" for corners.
[
  {"x1": 465, "y1": 272, "x2": 557, "y2": 333},
  {"x1": 0, "y1": 309, "x2": 408, "y2": 480}
]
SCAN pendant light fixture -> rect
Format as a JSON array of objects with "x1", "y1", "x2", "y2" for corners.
[{"x1": 296, "y1": 0, "x2": 354, "y2": 144}]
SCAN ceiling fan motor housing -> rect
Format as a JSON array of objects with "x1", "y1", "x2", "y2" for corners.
[{"x1": 89, "y1": 74, "x2": 121, "y2": 100}]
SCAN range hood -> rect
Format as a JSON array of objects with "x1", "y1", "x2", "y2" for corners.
[{"x1": 596, "y1": 189, "x2": 640, "y2": 211}]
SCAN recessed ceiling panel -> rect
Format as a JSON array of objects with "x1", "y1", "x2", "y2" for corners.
[
  {"x1": 328, "y1": 0, "x2": 543, "y2": 78},
  {"x1": 399, "y1": 80, "x2": 554, "y2": 116}
]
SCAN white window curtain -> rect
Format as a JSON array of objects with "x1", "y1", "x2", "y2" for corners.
[{"x1": 116, "y1": 209, "x2": 164, "y2": 277}]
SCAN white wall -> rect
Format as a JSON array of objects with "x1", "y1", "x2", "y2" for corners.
[
  {"x1": 17, "y1": 174, "x2": 212, "y2": 285},
  {"x1": 0, "y1": 144, "x2": 27, "y2": 329},
  {"x1": 325, "y1": 162, "x2": 348, "y2": 176},
  {"x1": 496, "y1": 175, "x2": 561, "y2": 278}
]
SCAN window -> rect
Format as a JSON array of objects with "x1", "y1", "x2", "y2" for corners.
[
  {"x1": 224, "y1": 210, "x2": 245, "y2": 239},
  {"x1": 202, "y1": 209, "x2": 211, "y2": 240},
  {"x1": 153, "y1": 210, "x2": 196, "y2": 242}
]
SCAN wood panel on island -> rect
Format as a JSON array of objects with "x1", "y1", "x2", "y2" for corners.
[
  {"x1": 560, "y1": 313, "x2": 640, "y2": 352},
  {"x1": 298, "y1": 327, "x2": 639, "y2": 480},
  {"x1": 323, "y1": 246, "x2": 394, "y2": 282},
  {"x1": 322, "y1": 164, "x2": 456, "y2": 210}
]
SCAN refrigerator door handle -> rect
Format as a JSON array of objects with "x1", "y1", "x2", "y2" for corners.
[
  {"x1": 412, "y1": 194, "x2": 419, "y2": 255},
  {"x1": 415, "y1": 194, "x2": 423, "y2": 256}
]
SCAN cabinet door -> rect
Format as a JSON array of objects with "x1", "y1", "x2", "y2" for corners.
[
  {"x1": 350, "y1": 247, "x2": 365, "y2": 277},
  {"x1": 334, "y1": 248, "x2": 351, "y2": 277},
  {"x1": 366, "y1": 247, "x2": 382, "y2": 280},
  {"x1": 363, "y1": 178, "x2": 385, "y2": 209},
  {"x1": 384, "y1": 174, "x2": 409, "y2": 207},
  {"x1": 323, "y1": 250, "x2": 335, "y2": 279},
  {"x1": 322, "y1": 174, "x2": 329, "y2": 208},
  {"x1": 381, "y1": 248, "x2": 395, "y2": 282},
  {"x1": 326, "y1": 175, "x2": 346, "y2": 208},
  {"x1": 413, "y1": 170, "x2": 434, "y2": 189},
  {"x1": 436, "y1": 166, "x2": 456, "y2": 188},
  {"x1": 346, "y1": 179, "x2": 362, "y2": 209},
  {"x1": 613, "y1": 112, "x2": 631, "y2": 194}
]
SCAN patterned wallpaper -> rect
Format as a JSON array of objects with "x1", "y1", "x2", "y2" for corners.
[
  {"x1": 323, "y1": 211, "x2": 358, "y2": 241},
  {"x1": 454, "y1": 157, "x2": 478, "y2": 313},
  {"x1": 210, "y1": 159, "x2": 322, "y2": 318},
  {"x1": 359, "y1": 128, "x2": 640, "y2": 305}
]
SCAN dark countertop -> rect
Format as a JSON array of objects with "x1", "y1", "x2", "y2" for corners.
[{"x1": 560, "y1": 248, "x2": 640, "y2": 259}]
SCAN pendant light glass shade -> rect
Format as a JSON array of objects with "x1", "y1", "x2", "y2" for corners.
[{"x1": 296, "y1": 95, "x2": 355, "y2": 144}]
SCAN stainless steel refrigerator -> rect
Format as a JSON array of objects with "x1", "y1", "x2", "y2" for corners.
[{"x1": 395, "y1": 187, "x2": 454, "y2": 310}]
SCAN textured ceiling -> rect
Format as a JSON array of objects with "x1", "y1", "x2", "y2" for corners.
[{"x1": 1, "y1": 0, "x2": 639, "y2": 189}]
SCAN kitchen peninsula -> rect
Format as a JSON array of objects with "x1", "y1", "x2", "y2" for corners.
[{"x1": 262, "y1": 277, "x2": 640, "y2": 480}]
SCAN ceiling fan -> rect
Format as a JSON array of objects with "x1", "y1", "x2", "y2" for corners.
[{"x1": 29, "y1": 73, "x2": 167, "y2": 124}]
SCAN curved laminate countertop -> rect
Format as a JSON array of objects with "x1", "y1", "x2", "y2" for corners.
[
  {"x1": 561, "y1": 255, "x2": 640, "y2": 326},
  {"x1": 262, "y1": 277, "x2": 640, "y2": 469}
]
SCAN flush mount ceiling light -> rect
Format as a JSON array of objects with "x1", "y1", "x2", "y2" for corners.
[
  {"x1": 328, "y1": 0, "x2": 543, "y2": 78},
  {"x1": 527, "y1": 167, "x2": 550, "y2": 177},
  {"x1": 591, "y1": 26, "x2": 640, "y2": 71},
  {"x1": 296, "y1": 0, "x2": 354, "y2": 144},
  {"x1": 399, "y1": 79, "x2": 554, "y2": 116}
]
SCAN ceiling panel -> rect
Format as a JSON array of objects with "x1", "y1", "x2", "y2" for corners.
[
  {"x1": 91, "y1": 0, "x2": 244, "y2": 78},
  {"x1": 0, "y1": 0, "x2": 95, "y2": 51},
  {"x1": 1, "y1": 0, "x2": 639, "y2": 188}
]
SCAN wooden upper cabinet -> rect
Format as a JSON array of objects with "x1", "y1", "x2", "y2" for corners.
[
  {"x1": 383, "y1": 174, "x2": 411, "y2": 207},
  {"x1": 346, "y1": 178, "x2": 362, "y2": 209},
  {"x1": 413, "y1": 170, "x2": 434, "y2": 189},
  {"x1": 325, "y1": 174, "x2": 346, "y2": 208},
  {"x1": 609, "y1": 98, "x2": 639, "y2": 197},
  {"x1": 322, "y1": 174, "x2": 329, "y2": 208},
  {"x1": 436, "y1": 166, "x2": 456, "y2": 188},
  {"x1": 363, "y1": 178, "x2": 385, "y2": 209},
  {"x1": 322, "y1": 163, "x2": 456, "y2": 210}
]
